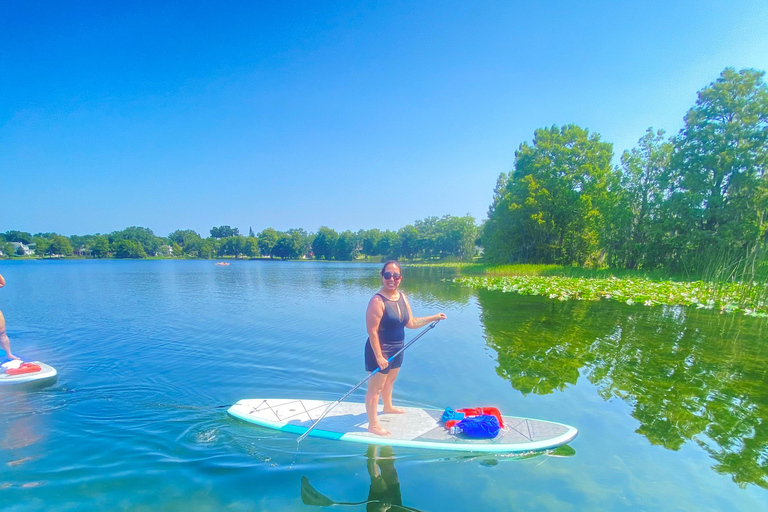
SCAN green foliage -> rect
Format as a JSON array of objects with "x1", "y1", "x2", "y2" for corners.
[
  {"x1": 614, "y1": 128, "x2": 673, "y2": 269},
  {"x1": 46, "y1": 235, "x2": 74, "y2": 256},
  {"x1": 90, "y1": 236, "x2": 111, "y2": 258},
  {"x1": 168, "y1": 229, "x2": 202, "y2": 247},
  {"x1": 0, "y1": 241, "x2": 13, "y2": 257},
  {"x1": 458, "y1": 274, "x2": 768, "y2": 315},
  {"x1": 360, "y1": 229, "x2": 382, "y2": 256},
  {"x1": 312, "y1": 227, "x2": 338, "y2": 260},
  {"x1": 272, "y1": 229, "x2": 308, "y2": 259},
  {"x1": 397, "y1": 224, "x2": 419, "y2": 259},
  {"x1": 481, "y1": 67, "x2": 768, "y2": 286},
  {"x1": 483, "y1": 124, "x2": 617, "y2": 265},
  {"x1": 113, "y1": 239, "x2": 147, "y2": 258},
  {"x1": 434, "y1": 215, "x2": 478, "y2": 260},
  {"x1": 257, "y1": 228, "x2": 278, "y2": 258},
  {"x1": 219, "y1": 235, "x2": 247, "y2": 258},
  {"x1": 3, "y1": 231, "x2": 33, "y2": 244},
  {"x1": 663, "y1": 68, "x2": 768, "y2": 272},
  {"x1": 475, "y1": 291, "x2": 768, "y2": 487},
  {"x1": 334, "y1": 230, "x2": 359, "y2": 260},
  {"x1": 109, "y1": 227, "x2": 163, "y2": 256},
  {"x1": 210, "y1": 225, "x2": 239, "y2": 238},
  {"x1": 375, "y1": 230, "x2": 398, "y2": 257},
  {"x1": 244, "y1": 236, "x2": 259, "y2": 257}
]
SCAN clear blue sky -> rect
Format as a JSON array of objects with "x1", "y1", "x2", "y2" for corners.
[{"x1": 2, "y1": 1, "x2": 767, "y2": 237}]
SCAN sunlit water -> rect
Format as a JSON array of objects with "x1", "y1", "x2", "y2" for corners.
[{"x1": 0, "y1": 260, "x2": 766, "y2": 511}]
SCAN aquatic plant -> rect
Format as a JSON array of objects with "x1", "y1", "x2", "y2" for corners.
[{"x1": 455, "y1": 275, "x2": 768, "y2": 316}]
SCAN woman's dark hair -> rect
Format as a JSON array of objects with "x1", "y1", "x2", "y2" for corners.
[{"x1": 380, "y1": 260, "x2": 401, "y2": 275}]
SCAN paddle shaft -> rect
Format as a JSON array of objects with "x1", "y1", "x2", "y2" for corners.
[{"x1": 296, "y1": 320, "x2": 440, "y2": 443}]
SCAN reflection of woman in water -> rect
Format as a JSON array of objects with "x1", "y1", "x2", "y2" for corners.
[
  {"x1": 301, "y1": 445, "x2": 420, "y2": 511},
  {"x1": 366, "y1": 445, "x2": 402, "y2": 512}
]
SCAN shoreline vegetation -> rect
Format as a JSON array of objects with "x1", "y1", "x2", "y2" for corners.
[
  {"x1": 447, "y1": 264, "x2": 768, "y2": 318},
  {"x1": 3, "y1": 67, "x2": 767, "y2": 317}
]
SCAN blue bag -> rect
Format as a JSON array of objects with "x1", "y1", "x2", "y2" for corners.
[
  {"x1": 453, "y1": 415, "x2": 500, "y2": 438},
  {"x1": 440, "y1": 407, "x2": 465, "y2": 423}
]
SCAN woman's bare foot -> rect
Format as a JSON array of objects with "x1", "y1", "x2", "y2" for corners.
[
  {"x1": 368, "y1": 425, "x2": 391, "y2": 436},
  {"x1": 382, "y1": 407, "x2": 405, "y2": 414}
]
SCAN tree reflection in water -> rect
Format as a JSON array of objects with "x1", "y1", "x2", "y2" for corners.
[{"x1": 476, "y1": 289, "x2": 768, "y2": 488}]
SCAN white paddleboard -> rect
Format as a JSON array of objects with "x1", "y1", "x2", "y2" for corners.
[
  {"x1": 228, "y1": 398, "x2": 577, "y2": 453},
  {"x1": 0, "y1": 361, "x2": 58, "y2": 386}
]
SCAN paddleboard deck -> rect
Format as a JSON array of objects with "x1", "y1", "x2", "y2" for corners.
[
  {"x1": 0, "y1": 361, "x2": 57, "y2": 386},
  {"x1": 228, "y1": 398, "x2": 577, "y2": 453}
]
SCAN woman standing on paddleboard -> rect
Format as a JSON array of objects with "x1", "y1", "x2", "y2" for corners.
[
  {"x1": 365, "y1": 261, "x2": 446, "y2": 436},
  {"x1": 0, "y1": 273, "x2": 19, "y2": 360}
]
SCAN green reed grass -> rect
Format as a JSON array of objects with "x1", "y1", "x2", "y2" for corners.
[{"x1": 413, "y1": 248, "x2": 768, "y2": 317}]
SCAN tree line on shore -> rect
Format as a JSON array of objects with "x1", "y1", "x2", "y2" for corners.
[
  {"x1": 483, "y1": 67, "x2": 768, "y2": 277},
  {"x1": 0, "y1": 215, "x2": 479, "y2": 261},
  {"x1": 3, "y1": 67, "x2": 765, "y2": 276}
]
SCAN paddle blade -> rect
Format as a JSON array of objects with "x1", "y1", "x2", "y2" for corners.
[{"x1": 301, "y1": 476, "x2": 335, "y2": 507}]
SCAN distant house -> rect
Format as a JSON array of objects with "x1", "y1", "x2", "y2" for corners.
[
  {"x1": 10, "y1": 242, "x2": 35, "y2": 256},
  {"x1": 75, "y1": 245, "x2": 91, "y2": 257}
]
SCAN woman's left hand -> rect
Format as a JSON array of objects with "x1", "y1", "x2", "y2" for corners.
[{"x1": 435, "y1": 313, "x2": 447, "y2": 321}]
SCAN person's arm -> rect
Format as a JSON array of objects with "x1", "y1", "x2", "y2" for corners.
[
  {"x1": 366, "y1": 295, "x2": 388, "y2": 370},
  {"x1": 403, "y1": 295, "x2": 446, "y2": 329},
  {"x1": 0, "y1": 273, "x2": 5, "y2": 288}
]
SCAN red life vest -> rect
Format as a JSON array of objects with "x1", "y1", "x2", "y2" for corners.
[
  {"x1": 6, "y1": 363, "x2": 41, "y2": 375},
  {"x1": 456, "y1": 407, "x2": 505, "y2": 428}
]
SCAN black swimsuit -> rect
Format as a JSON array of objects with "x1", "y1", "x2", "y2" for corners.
[{"x1": 365, "y1": 293, "x2": 410, "y2": 374}]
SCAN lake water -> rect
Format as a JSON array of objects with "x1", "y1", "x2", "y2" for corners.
[{"x1": 0, "y1": 260, "x2": 766, "y2": 511}]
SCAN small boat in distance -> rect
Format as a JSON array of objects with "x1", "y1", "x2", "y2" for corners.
[{"x1": 215, "y1": 262, "x2": 230, "y2": 266}]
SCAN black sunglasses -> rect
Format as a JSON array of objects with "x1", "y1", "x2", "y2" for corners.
[{"x1": 382, "y1": 272, "x2": 402, "y2": 280}]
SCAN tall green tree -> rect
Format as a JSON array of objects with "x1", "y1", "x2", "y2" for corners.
[
  {"x1": 289, "y1": 228, "x2": 311, "y2": 258},
  {"x1": 113, "y1": 239, "x2": 147, "y2": 258},
  {"x1": 3, "y1": 231, "x2": 33, "y2": 244},
  {"x1": 210, "y1": 226, "x2": 239, "y2": 238},
  {"x1": 219, "y1": 235, "x2": 247, "y2": 258},
  {"x1": 666, "y1": 68, "x2": 768, "y2": 270},
  {"x1": 360, "y1": 229, "x2": 382, "y2": 256},
  {"x1": 334, "y1": 230, "x2": 359, "y2": 260},
  {"x1": 0, "y1": 242, "x2": 13, "y2": 258},
  {"x1": 616, "y1": 128, "x2": 673, "y2": 269},
  {"x1": 375, "y1": 230, "x2": 399, "y2": 257},
  {"x1": 483, "y1": 125, "x2": 616, "y2": 265},
  {"x1": 272, "y1": 229, "x2": 307, "y2": 259},
  {"x1": 31, "y1": 237, "x2": 50, "y2": 256},
  {"x1": 244, "y1": 236, "x2": 259, "y2": 257},
  {"x1": 46, "y1": 235, "x2": 74, "y2": 256},
  {"x1": 397, "y1": 225, "x2": 419, "y2": 259},
  {"x1": 168, "y1": 229, "x2": 202, "y2": 248},
  {"x1": 90, "y1": 236, "x2": 111, "y2": 258},
  {"x1": 435, "y1": 215, "x2": 478, "y2": 260},
  {"x1": 257, "y1": 228, "x2": 279, "y2": 258},
  {"x1": 110, "y1": 227, "x2": 162, "y2": 256},
  {"x1": 312, "y1": 227, "x2": 338, "y2": 260}
]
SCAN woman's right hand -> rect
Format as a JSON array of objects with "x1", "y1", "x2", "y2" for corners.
[{"x1": 376, "y1": 355, "x2": 389, "y2": 370}]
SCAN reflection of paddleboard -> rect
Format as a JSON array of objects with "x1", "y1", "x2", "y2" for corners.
[
  {"x1": 228, "y1": 398, "x2": 578, "y2": 453},
  {"x1": 0, "y1": 360, "x2": 57, "y2": 386}
]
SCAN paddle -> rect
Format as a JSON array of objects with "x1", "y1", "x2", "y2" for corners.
[
  {"x1": 301, "y1": 477, "x2": 422, "y2": 511},
  {"x1": 296, "y1": 320, "x2": 440, "y2": 443}
]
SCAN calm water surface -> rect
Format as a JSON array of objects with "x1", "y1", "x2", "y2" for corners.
[{"x1": 0, "y1": 260, "x2": 766, "y2": 511}]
